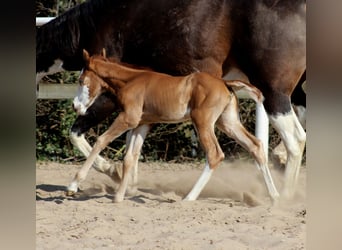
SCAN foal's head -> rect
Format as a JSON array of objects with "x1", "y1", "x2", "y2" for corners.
[{"x1": 72, "y1": 50, "x2": 110, "y2": 115}]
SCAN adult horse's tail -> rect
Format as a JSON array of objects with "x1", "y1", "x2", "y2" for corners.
[{"x1": 225, "y1": 80, "x2": 264, "y2": 103}]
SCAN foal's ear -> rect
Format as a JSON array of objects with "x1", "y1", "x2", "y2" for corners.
[
  {"x1": 101, "y1": 48, "x2": 107, "y2": 58},
  {"x1": 83, "y1": 49, "x2": 90, "y2": 61}
]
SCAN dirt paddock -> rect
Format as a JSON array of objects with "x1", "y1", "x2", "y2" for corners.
[{"x1": 36, "y1": 160, "x2": 306, "y2": 249}]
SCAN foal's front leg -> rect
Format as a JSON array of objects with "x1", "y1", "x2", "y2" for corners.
[
  {"x1": 66, "y1": 113, "x2": 133, "y2": 195},
  {"x1": 70, "y1": 92, "x2": 120, "y2": 182}
]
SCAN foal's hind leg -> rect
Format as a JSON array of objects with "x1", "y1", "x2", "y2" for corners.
[
  {"x1": 114, "y1": 124, "x2": 151, "y2": 203},
  {"x1": 217, "y1": 100, "x2": 279, "y2": 201},
  {"x1": 120, "y1": 125, "x2": 151, "y2": 198},
  {"x1": 67, "y1": 113, "x2": 134, "y2": 195},
  {"x1": 184, "y1": 110, "x2": 225, "y2": 201}
]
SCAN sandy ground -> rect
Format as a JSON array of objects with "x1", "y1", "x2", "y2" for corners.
[{"x1": 36, "y1": 160, "x2": 306, "y2": 250}]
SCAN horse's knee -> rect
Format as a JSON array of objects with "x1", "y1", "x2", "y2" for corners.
[
  {"x1": 93, "y1": 137, "x2": 108, "y2": 152},
  {"x1": 124, "y1": 117, "x2": 140, "y2": 129}
]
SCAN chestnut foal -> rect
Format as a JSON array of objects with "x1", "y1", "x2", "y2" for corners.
[{"x1": 68, "y1": 50, "x2": 279, "y2": 203}]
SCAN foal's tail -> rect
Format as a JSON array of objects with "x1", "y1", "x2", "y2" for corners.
[{"x1": 224, "y1": 80, "x2": 264, "y2": 103}]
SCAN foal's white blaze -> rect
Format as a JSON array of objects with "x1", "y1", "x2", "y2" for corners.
[
  {"x1": 269, "y1": 108, "x2": 306, "y2": 199},
  {"x1": 73, "y1": 85, "x2": 91, "y2": 115}
]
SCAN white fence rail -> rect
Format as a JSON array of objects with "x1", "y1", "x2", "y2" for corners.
[{"x1": 38, "y1": 83, "x2": 78, "y2": 99}]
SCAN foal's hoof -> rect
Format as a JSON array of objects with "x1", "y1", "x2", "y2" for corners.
[
  {"x1": 65, "y1": 188, "x2": 80, "y2": 197},
  {"x1": 65, "y1": 190, "x2": 76, "y2": 196},
  {"x1": 113, "y1": 195, "x2": 124, "y2": 203},
  {"x1": 66, "y1": 182, "x2": 79, "y2": 197},
  {"x1": 113, "y1": 198, "x2": 122, "y2": 203}
]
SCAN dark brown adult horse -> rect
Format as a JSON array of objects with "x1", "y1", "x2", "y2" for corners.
[{"x1": 36, "y1": 0, "x2": 306, "y2": 200}]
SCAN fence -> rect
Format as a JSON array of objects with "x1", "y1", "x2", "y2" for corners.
[{"x1": 36, "y1": 17, "x2": 270, "y2": 155}]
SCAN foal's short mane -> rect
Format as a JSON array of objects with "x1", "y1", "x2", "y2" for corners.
[
  {"x1": 88, "y1": 53, "x2": 154, "y2": 74},
  {"x1": 108, "y1": 57, "x2": 153, "y2": 72}
]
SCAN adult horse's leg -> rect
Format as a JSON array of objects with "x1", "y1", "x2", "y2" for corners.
[
  {"x1": 268, "y1": 105, "x2": 306, "y2": 199},
  {"x1": 69, "y1": 92, "x2": 121, "y2": 182},
  {"x1": 238, "y1": 1, "x2": 306, "y2": 199},
  {"x1": 272, "y1": 72, "x2": 306, "y2": 168},
  {"x1": 115, "y1": 124, "x2": 151, "y2": 203}
]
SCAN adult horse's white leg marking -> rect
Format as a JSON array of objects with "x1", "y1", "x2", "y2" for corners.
[
  {"x1": 293, "y1": 105, "x2": 306, "y2": 129},
  {"x1": 273, "y1": 104, "x2": 306, "y2": 167},
  {"x1": 269, "y1": 108, "x2": 306, "y2": 199},
  {"x1": 183, "y1": 159, "x2": 213, "y2": 201}
]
